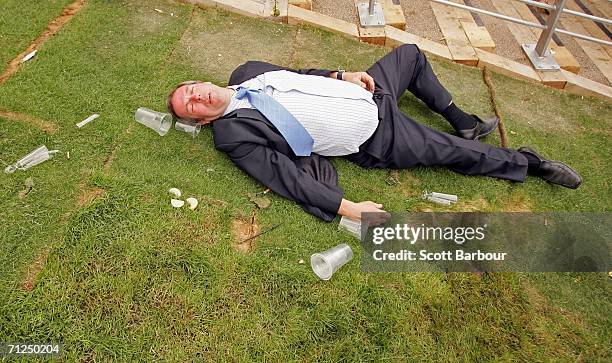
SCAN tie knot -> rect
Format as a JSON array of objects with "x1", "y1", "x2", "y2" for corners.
[{"x1": 235, "y1": 87, "x2": 261, "y2": 100}]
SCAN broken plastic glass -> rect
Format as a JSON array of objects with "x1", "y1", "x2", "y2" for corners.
[{"x1": 4, "y1": 145, "x2": 59, "y2": 174}]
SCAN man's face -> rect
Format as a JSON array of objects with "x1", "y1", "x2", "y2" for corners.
[{"x1": 170, "y1": 82, "x2": 230, "y2": 124}]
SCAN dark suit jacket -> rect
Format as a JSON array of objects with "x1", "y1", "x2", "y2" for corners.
[{"x1": 212, "y1": 61, "x2": 345, "y2": 221}]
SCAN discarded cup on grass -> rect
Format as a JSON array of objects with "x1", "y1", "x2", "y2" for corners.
[
  {"x1": 422, "y1": 190, "x2": 458, "y2": 205},
  {"x1": 134, "y1": 107, "x2": 172, "y2": 136},
  {"x1": 310, "y1": 244, "x2": 354, "y2": 281},
  {"x1": 4, "y1": 145, "x2": 59, "y2": 174},
  {"x1": 174, "y1": 120, "x2": 201, "y2": 138},
  {"x1": 338, "y1": 216, "x2": 361, "y2": 240}
]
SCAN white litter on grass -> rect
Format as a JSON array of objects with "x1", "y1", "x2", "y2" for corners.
[
  {"x1": 171, "y1": 199, "x2": 185, "y2": 208},
  {"x1": 76, "y1": 114, "x2": 100, "y2": 128},
  {"x1": 21, "y1": 50, "x2": 37, "y2": 63},
  {"x1": 186, "y1": 197, "x2": 198, "y2": 210},
  {"x1": 168, "y1": 187, "x2": 181, "y2": 197},
  {"x1": 154, "y1": 8, "x2": 163, "y2": 13},
  {"x1": 4, "y1": 145, "x2": 59, "y2": 174},
  {"x1": 422, "y1": 191, "x2": 458, "y2": 205}
]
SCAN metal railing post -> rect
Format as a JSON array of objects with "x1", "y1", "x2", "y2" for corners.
[
  {"x1": 357, "y1": 0, "x2": 386, "y2": 28},
  {"x1": 521, "y1": 0, "x2": 567, "y2": 71},
  {"x1": 535, "y1": 0, "x2": 568, "y2": 56}
]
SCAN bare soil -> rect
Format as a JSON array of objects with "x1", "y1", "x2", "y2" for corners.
[
  {"x1": 0, "y1": 110, "x2": 58, "y2": 133},
  {"x1": 0, "y1": 0, "x2": 86, "y2": 85}
]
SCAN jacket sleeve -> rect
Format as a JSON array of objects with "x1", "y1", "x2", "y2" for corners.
[
  {"x1": 215, "y1": 141, "x2": 343, "y2": 220},
  {"x1": 295, "y1": 68, "x2": 334, "y2": 78}
]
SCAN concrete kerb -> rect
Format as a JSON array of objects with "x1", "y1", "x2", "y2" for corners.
[{"x1": 185, "y1": 0, "x2": 612, "y2": 102}]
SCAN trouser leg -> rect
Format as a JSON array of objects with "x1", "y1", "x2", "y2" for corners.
[
  {"x1": 366, "y1": 44, "x2": 452, "y2": 113},
  {"x1": 348, "y1": 105, "x2": 528, "y2": 182}
]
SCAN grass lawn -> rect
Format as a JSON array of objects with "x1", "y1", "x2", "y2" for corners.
[{"x1": 0, "y1": 0, "x2": 610, "y2": 360}]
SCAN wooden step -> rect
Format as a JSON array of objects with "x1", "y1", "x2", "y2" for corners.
[
  {"x1": 288, "y1": 0, "x2": 311, "y2": 11},
  {"x1": 490, "y1": 0, "x2": 566, "y2": 88},
  {"x1": 566, "y1": 0, "x2": 612, "y2": 58},
  {"x1": 453, "y1": 0, "x2": 496, "y2": 51},
  {"x1": 385, "y1": 25, "x2": 453, "y2": 60},
  {"x1": 381, "y1": 0, "x2": 407, "y2": 30},
  {"x1": 430, "y1": 2, "x2": 479, "y2": 65},
  {"x1": 510, "y1": 0, "x2": 581, "y2": 73},
  {"x1": 287, "y1": 5, "x2": 359, "y2": 39},
  {"x1": 584, "y1": 0, "x2": 612, "y2": 20},
  {"x1": 559, "y1": 3, "x2": 612, "y2": 84}
]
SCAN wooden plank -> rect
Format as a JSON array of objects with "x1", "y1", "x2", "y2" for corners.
[
  {"x1": 559, "y1": 8, "x2": 612, "y2": 84},
  {"x1": 358, "y1": 26, "x2": 386, "y2": 45},
  {"x1": 490, "y1": 0, "x2": 566, "y2": 88},
  {"x1": 475, "y1": 48, "x2": 542, "y2": 83},
  {"x1": 190, "y1": 0, "x2": 267, "y2": 17},
  {"x1": 288, "y1": 0, "x2": 311, "y2": 10},
  {"x1": 380, "y1": 0, "x2": 406, "y2": 30},
  {"x1": 566, "y1": 0, "x2": 612, "y2": 58},
  {"x1": 384, "y1": 26, "x2": 453, "y2": 60},
  {"x1": 584, "y1": 0, "x2": 612, "y2": 19},
  {"x1": 354, "y1": 0, "x2": 406, "y2": 30},
  {"x1": 510, "y1": 0, "x2": 581, "y2": 73},
  {"x1": 430, "y1": 2, "x2": 479, "y2": 65},
  {"x1": 450, "y1": 0, "x2": 496, "y2": 51},
  {"x1": 287, "y1": 5, "x2": 360, "y2": 39},
  {"x1": 276, "y1": 0, "x2": 288, "y2": 21},
  {"x1": 460, "y1": 21, "x2": 496, "y2": 51},
  {"x1": 561, "y1": 69, "x2": 612, "y2": 100}
]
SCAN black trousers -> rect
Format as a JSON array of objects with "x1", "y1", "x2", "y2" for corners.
[{"x1": 346, "y1": 44, "x2": 528, "y2": 182}]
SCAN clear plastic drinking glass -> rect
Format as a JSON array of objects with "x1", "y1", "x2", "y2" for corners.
[
  {"x1": 134, "y1": 107, "x2": 172, "y2": 136},
  {"x1": 310, "y1": 244, "x2": 354, "y2": 280},
  {"x1": 174, "y1": 120, "x2": 202, "y2": 138},
  {"x1": 4, "y1": 145, "x2": 59, "y2": 174}
]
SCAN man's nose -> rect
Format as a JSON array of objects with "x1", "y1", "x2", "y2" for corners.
[{"x1": 189, "y1": 93, "x2": 202, "y2": 102}]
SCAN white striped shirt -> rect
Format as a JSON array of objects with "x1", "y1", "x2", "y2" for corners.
[{"x1": 222, "y1": 70, "x2": 379, "y2": 156}]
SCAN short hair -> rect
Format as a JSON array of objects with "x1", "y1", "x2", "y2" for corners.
[{"x1": 166, "y1": 80, "x2": 202, "y2": 124}]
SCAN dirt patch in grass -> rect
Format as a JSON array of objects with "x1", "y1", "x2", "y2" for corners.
[
  {"x1": 457, "y1": 196, "x2": 491, "y2": 212},
  {"x1": 501, "y1": 191, "x2": 532, "y2": 212},
  {"x1": 129, "y1": 2, "x2": 174, "y2": 38},
  {"x1": 0, "y1": 0, "x2": 85, "y2": 85},
  {"x1": 21, "y1": 246, "x2": 52, "y2": 291},
  {"x1": 103, "y1": 147, "x2": 118, "y2": 173},
  {"x1": 76, "y1": 186, "x2": 106, "y2": 207},
  {"x1": 174, "y1": 7, "x2": 295, "y2": 83},
  {"x1": 232, "y1": 212, "x2": 260, "y2": 253},
  {"x1": 0, "y1": 109, "x2": 58, "y2": 133}
]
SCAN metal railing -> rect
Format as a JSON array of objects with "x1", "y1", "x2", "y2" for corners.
[{"x1": 428, "y1": 0, "x2": 612, "y2": 71}]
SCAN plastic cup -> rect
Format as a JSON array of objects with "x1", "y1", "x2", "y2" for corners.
[
  {"x1": 134, "y1": 107, "x2": 172, "y2": 136},
  {"x1": 310, "y1": 244, "x2": 354, "y2": 280},
  {"x1": 174, "y1": 120, "x2": 202, "y2": 138},
  {"x1": 4, "y1": 145, "x2": 59, "y2": 174}
]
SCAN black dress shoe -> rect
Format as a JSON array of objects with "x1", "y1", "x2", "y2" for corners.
[
  {"x1": 518, "y1": 147, "x2": 583, "y2": 189},
  {"x1": 457, "y1": 115, "x2": 500, "y2": 140}
]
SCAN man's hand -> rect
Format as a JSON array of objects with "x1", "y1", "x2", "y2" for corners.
[
  {"x1": 342, "y1": 72, "x2": 375, "y2": 93},
  {"x1": 338, "y1": 198, "x2": 390, "y2": 224}
]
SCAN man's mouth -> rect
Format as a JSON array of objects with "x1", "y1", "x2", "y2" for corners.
[{"x1": 208, "y1": 93, "x2": 213, "y2": 104}]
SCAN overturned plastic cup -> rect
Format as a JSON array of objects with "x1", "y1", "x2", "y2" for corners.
[
  {"x1": 310, "y1": 244, "x2": 354, "y2": 280},
  {"x1": 174, "y1": 120, "x2": 201, "y2": 138},
  {"x1": 4, "y1": 145, "x2": 59, "y2": 174},
  {"x1": 134, "y1": 107, "x2": 172, "y2": 136}
]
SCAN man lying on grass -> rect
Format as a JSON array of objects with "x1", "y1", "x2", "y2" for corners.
[{"x1": 166, "y1": 44, "x2": 582, "y2": 222}]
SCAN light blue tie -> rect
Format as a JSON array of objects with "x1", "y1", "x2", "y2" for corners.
[{"x1": 235, "y1": 87, "x2": 314, "y2": 156}]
